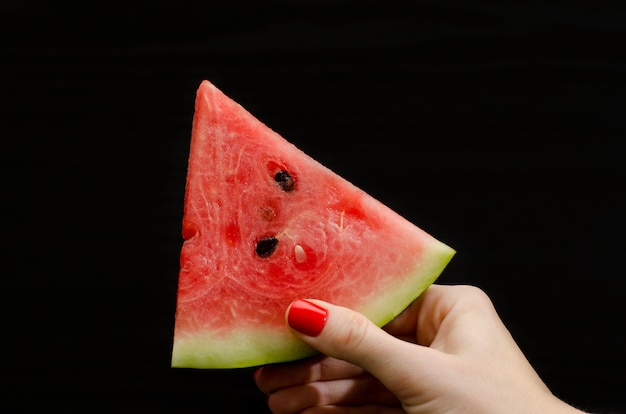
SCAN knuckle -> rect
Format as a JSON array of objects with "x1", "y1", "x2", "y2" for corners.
[
  {"x1": 452, "y1": 285, "x2": 499, "y2": 319},
  {"x1": 455, "y1": 285, "x2": 492, "y2": 306},
  {"x1": 335, "y1": 311, "x2": 372, "y2": 351}
]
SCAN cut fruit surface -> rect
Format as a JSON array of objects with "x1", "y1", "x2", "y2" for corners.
[{"x1": 171, "y1": 80, "x2": 455, "y2": 369}]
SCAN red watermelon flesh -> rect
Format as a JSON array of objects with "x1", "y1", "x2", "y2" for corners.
[{"x1": 171, "y1": 80, "x2": 455, "y2": 369}]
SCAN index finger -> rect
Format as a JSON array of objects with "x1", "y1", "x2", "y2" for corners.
[{"x1": 255, "y1": 354, "x2": 366, "y2": 394}]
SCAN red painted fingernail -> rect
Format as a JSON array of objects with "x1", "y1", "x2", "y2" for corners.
[
  {"x1": 287, "y1": 299, "x2": 328, "y2": 337},
  {"x1": 253, "y1": 367, "x2": 263, "y2": 382}
]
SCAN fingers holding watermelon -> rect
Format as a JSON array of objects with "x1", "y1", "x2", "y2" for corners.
[
  {"x1": 255, "y1": 285, "x2": 589, "y2": 414},
  {"x1": 255, "y1": 355, "x2": 400, "y2": 413},
  {"x1": 254, "y1": 354, "x2": 367, "y2": 395},
  {"x1": 282, "y1": 298, "x2": 436, "y2": 404}
]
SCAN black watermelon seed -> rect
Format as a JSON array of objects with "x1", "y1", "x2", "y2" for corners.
[
  {"x1": 256, "y1": 237, "x2": 279, "y2": 258},
  {"x1": 274, "y1": 170, "x2": 295, "y2": 192}
]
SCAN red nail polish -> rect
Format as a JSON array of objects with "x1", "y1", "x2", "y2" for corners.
[
  {"x1": 253, "y1": 367, "x2": 263, "y2": 382},
  {"x1": 287, "y1": 299, "x2": 328, "y2": 337}
]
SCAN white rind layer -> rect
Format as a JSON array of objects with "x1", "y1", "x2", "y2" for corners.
[{"x1": 172, "y1": 239, "x2": 454, "y2": 369}]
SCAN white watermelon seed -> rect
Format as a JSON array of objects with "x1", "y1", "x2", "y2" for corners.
[{"x1": 294, "y1": 244, "x2": 306, "y2": 263}]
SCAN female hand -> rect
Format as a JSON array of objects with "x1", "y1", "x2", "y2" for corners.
[{"x1": 254, "y1": 284, "x2": 585, "y2": 414}]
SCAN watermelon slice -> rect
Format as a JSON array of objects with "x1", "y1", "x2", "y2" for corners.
[{"x1": 171, "y1": 80, "x2": 455, "y2": 369}]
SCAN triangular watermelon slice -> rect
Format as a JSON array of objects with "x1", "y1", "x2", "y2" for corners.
[{"x1": 171, "y1": 80, "x2": 455, "y2": 369}]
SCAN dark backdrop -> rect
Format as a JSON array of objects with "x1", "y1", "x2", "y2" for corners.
[{"x1": 2, "y1": 1, "x2": 625, "y2": 412}]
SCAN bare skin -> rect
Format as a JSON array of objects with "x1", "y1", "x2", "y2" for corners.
[{"x1": 255, "y1": 284, "x2": 587, "y2": 414}]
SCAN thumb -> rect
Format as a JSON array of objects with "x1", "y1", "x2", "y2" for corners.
[{"x1": 286, "y1": 299, "x2": 431, "y2": 394}]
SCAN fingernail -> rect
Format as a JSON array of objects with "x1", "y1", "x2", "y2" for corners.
[
  {"x1": 287, "y1": 299, "x2": 328, "y2": 337},
  {"x1": 253, "y1": 367, "x2": 263, "y2": 382}
]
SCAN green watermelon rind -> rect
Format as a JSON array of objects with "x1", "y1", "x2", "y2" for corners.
[{"x1": 171, "y1": 239, "x2": 454, "y2": 369}]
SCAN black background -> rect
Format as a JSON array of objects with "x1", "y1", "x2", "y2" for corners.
[{"x1": 2, "y1": 1, "x2": 625, "y2": 412}]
